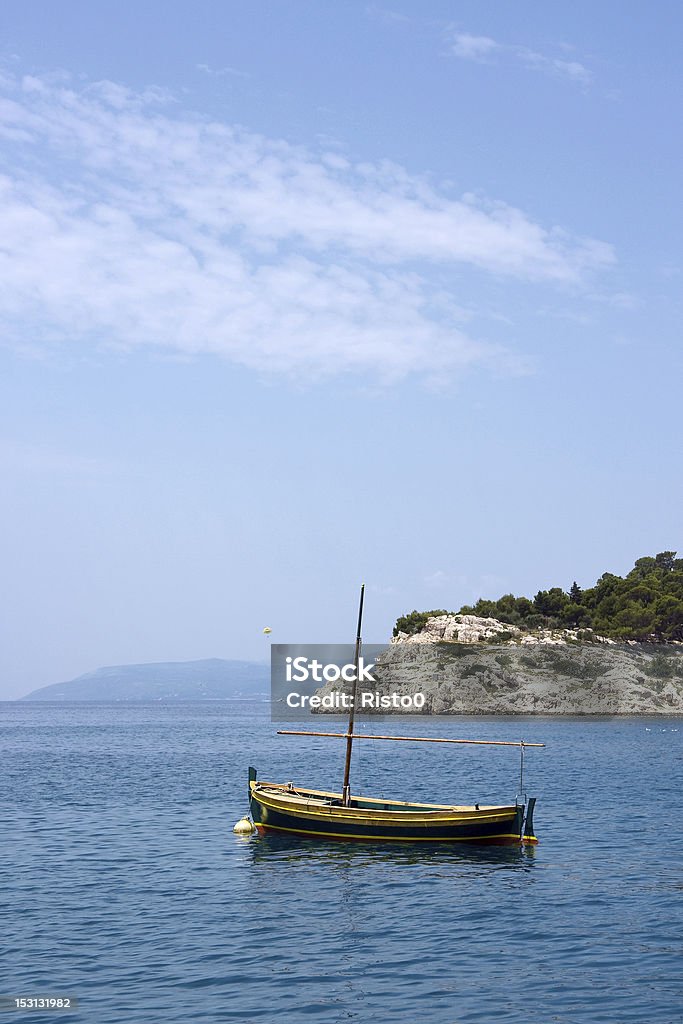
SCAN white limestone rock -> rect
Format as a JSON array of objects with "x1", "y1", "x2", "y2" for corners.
[{"x1": 392, "y1": 614, "x2": 521, "y2": 645}]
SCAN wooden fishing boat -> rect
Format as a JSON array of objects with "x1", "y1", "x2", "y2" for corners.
[
  {"x1": 249, "y1": 773, "x2": 537, "y2": 844},
  {"x1": 248, "y1": 586, "x2": 543, "y2": 845}
]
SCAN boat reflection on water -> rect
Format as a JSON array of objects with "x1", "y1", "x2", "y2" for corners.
[{"x1": 241, "y1": 829, "x2": 537, "y2": 873}]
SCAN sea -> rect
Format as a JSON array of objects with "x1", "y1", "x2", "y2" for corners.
[{"x1": 1, "y1": 702, "x2": 681, "y2": 1024}]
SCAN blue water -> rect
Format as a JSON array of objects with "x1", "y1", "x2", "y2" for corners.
[{"x1": 1, "y1": 703, "x2": 681, "y2": 1024}]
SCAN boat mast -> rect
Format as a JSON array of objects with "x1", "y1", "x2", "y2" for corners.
[{"x1": 341, "y1": 583, "x2": 364, "y2": 806}]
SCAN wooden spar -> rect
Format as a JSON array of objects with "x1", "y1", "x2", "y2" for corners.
[
  {"x1": 278, "y1": 730, "x2": 545, "y2": 748},
  {"x1": 341, "y1": 584, "x2": 365, "y2": 806}
]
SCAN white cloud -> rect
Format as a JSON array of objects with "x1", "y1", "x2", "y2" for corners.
[
  {"x1": 518, "y1": 49, "x2": 594, "y2": 86},
  {"x1": 450, "y1": 31, "x2": 594, "y2": 86},
  {"x1": 552, "y1": 59, "x2": 593, "y2": 86},
  {"x1": 365, "y1": 5, "x2": 412, "y2": 26},
  {"x1": 196, "y1": 63, "x2": 250, "y2": 80},
  {"x1": 0, "y1": 72, "x2": 613, "y2": 381},
  {"x1": 451, "y1": 34, "x2": 500, "y2": 61}
]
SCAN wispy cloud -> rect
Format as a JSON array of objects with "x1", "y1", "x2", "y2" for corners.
[
  {"x1": 0, "y1": 72, "x2": 612, "y2": 381},
  {"x1": 196, "y1": 63, "x2": 250, "y2": 80},
  {"x1": 365, "y1": 5, "x2": 412, "y2": 26},
  {"x1": 451, "y1": 34, "x2": 500, "y2": 62},
  {"x1": 449, "y1": 31, "x2": 593, "y2": 86},
  {"x1": 517, "y1": 48, "x2": 593, "y2": 86}
]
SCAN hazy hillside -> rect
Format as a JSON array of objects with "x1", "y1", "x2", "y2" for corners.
[{"x1": 22, "y1": 658, "x2": 269, "y2": 701}]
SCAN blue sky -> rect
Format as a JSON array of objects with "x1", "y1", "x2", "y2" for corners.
[{"x1": 1, "y1": 1, "x2": 681, "y2": 697}]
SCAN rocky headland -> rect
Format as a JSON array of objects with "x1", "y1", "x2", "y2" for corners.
[{"x1": 319, "y1": 615, "x2": 683, "y2": 714}]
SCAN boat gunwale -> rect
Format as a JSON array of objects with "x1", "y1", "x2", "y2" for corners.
[
  {"x1": 251, "y1": 781, "x2": 520, "y2": 823},
  {"x1": 252, "y1": 779, "x2": 517, "y2": 811}
]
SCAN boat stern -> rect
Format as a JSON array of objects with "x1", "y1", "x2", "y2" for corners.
[{"x1": 522, "y1": 796, "x2": 538, "y2": 844}]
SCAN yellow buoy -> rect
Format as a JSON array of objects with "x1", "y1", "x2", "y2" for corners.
[{"x1": 233, "y1": 816, "x2": 256, "y2": 835}]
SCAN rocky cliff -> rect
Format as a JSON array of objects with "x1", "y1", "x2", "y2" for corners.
[{"x1": 351, "y1": 615, "x2": 683, "y2": 714}]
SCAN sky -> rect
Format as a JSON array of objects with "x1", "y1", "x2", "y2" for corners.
[{"x1": 1, "y1": 1, "x2": 681, "y2": 697}]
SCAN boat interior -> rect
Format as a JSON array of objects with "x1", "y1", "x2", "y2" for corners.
[{"x1": 254, "y1": 780, "x2": 514, "y2": 813}]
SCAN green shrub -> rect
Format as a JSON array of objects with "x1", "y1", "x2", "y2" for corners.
[
  {"x1": 393, "y1": 609, "x2": 450, "y2": 637},
  {"x1": 644, "y1": 654, "x2": 677, "y2": 680}
]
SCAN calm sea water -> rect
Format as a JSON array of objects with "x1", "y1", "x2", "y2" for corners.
[{"x1": 1, "y1": 702, "x2": 681, "y2": 1024}]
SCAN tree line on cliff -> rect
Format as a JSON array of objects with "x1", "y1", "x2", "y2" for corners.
[{"x1": 394, "y1": 552, "x2": 683, "y2": 642}]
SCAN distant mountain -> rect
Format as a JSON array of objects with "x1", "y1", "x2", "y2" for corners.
[{"x1": 22, "y1": 658, "x2": 270, "y2": 701}]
